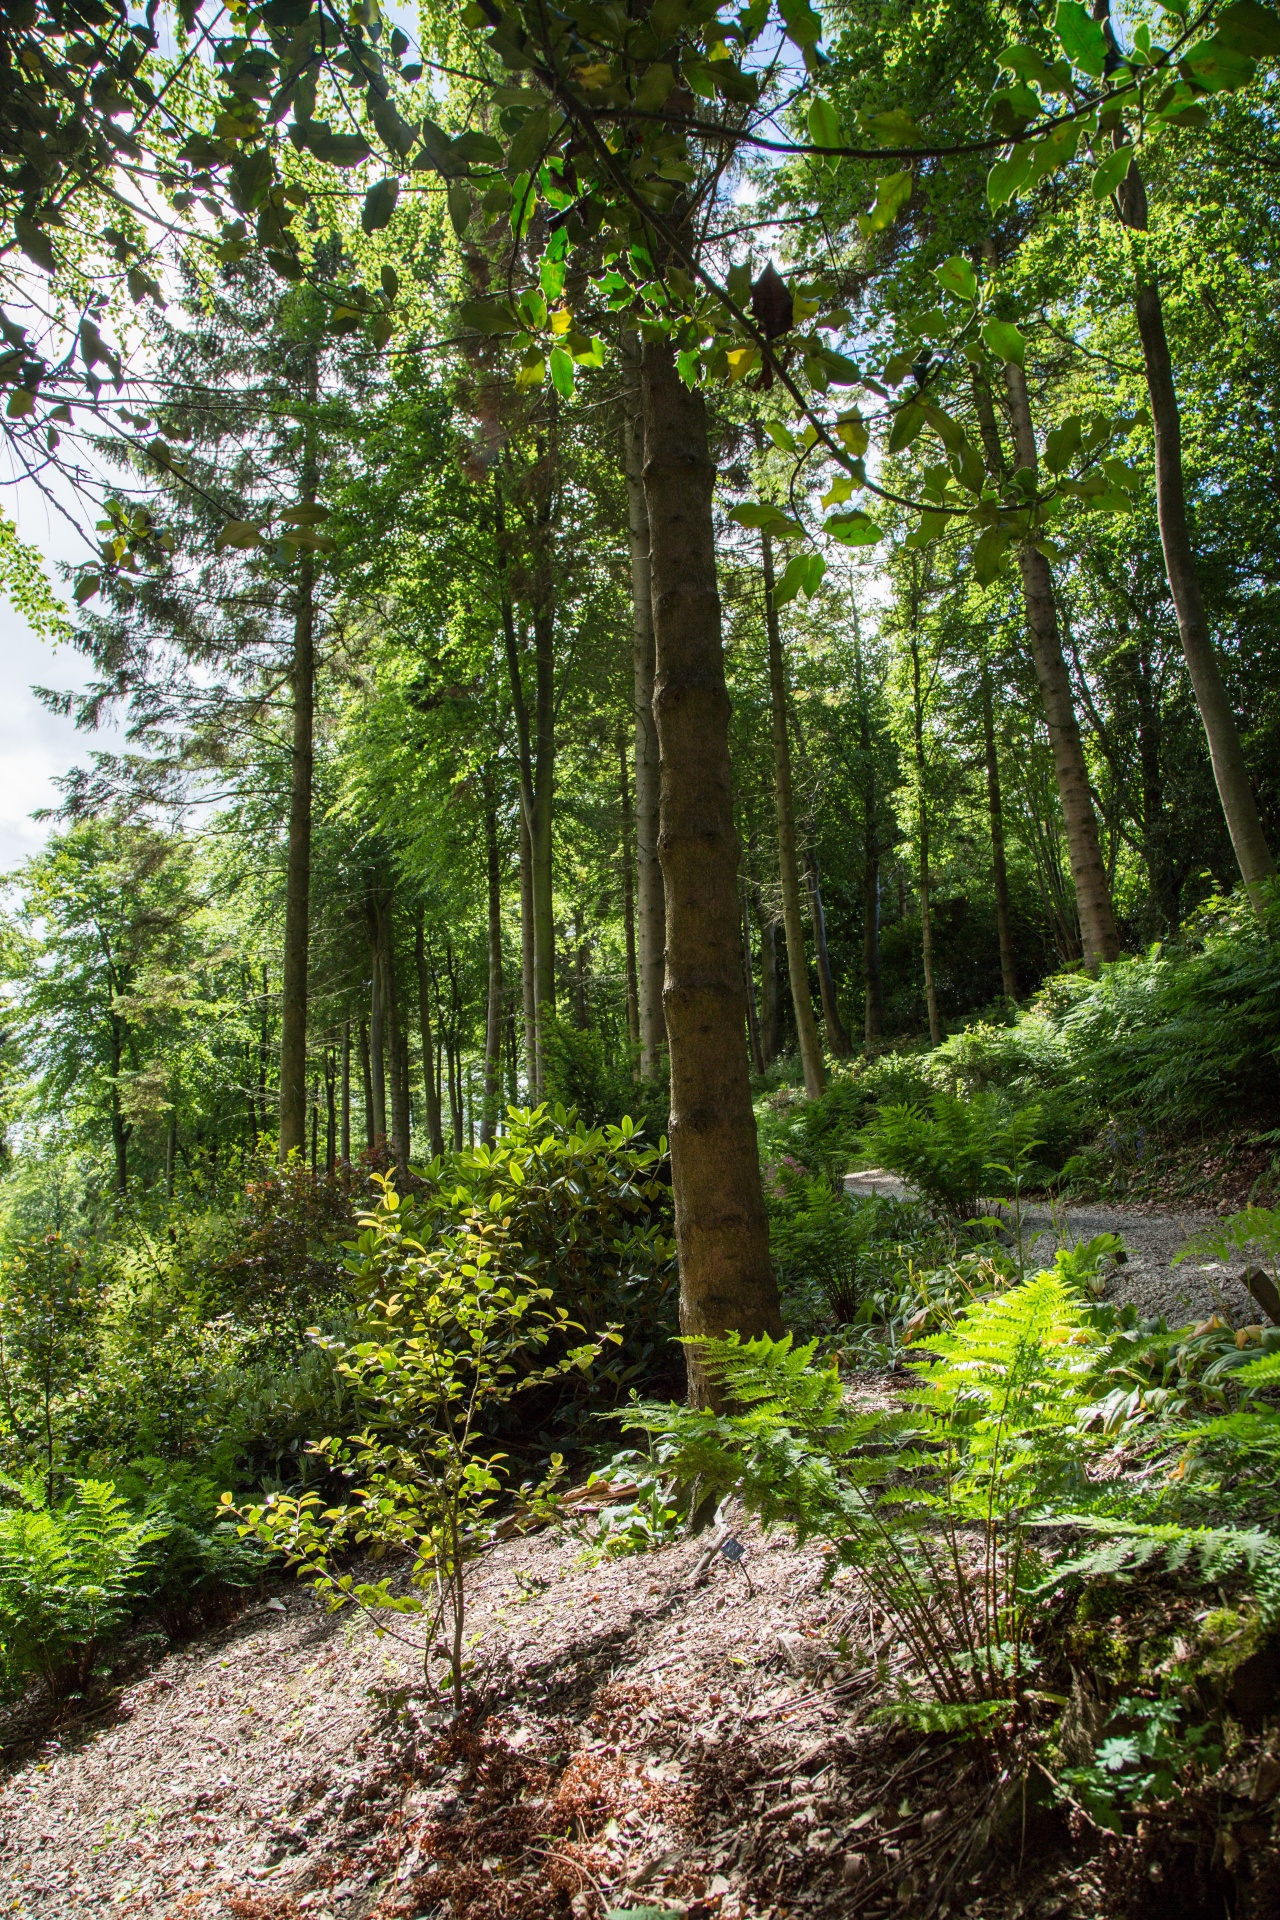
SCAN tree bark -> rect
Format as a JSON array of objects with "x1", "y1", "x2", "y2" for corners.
[
  {"x1": 741, "y1": 876, "x2": 765, "y2": 1075},
  {"x1": 803, "y1": 847, "x2": 852, "y2": 1056},
  {"x1": 641, "y1": 338, "x2": 781, "y2": 1396},
  {"x1": 340, "y1": 1018, "x2": 351, "y2": 1165},
  {"x1": 414, "y1": 912, "x2": 445, "y2": 1157},
  {"x1": 623, "y1": 332, "x2": 667, "y2": 1080},
  {"x1": 359, "y1": 1018, "x2": 373, "y2": 1151},
  {"x1": 518, "y1": 810, "x2": 538, "y2": 1103},
  {"x1": 908, "y1": 619, "x2": 943, "y2": 1046},
  {"x1": 1001, "y1": 361, "x2": 1121, "y2": 967},
  {"x1": 761, "y1": 525, "x2": 825, "y2": 1100},
  {"x1": 482, "y1": 804, "x2": 503, "y2": 1145},
  {"x1": 980, "y1": 655, "x2": 1019, "y2": 1000},
  {"x1": 375, "y1": 894, "x2": 410, "y2": 1174},
  {"x1": 1110, "y1": 151, "x2": 1275, "y2": 916},
  {"x1": 620, "y1": 736, "x2": 641, "y2": 1063},
  {"x1": 324, "y1": 1050, "x2": 336, "y2": 1174},
  {"x1": 278, "y1": 354, "x2": 319, "y2": 1159},
  {"x1": 369, "y1": 941, "x2": 387, "y2": 1145}
]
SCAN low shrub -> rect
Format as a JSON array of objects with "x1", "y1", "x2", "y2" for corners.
[{"x1": 858, "y1": 1089, "x2": 1047, "y2": 1220}]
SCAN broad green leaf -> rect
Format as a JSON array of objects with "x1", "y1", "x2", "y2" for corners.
[
  {"x1": 982, "y1": 319, "x2": 1026, "y2": 367},
  {"x1": 864, "y1": 108, "x2": 921, "y2": 146},
  {"x1": 14, "y1": 217, "x2": 56, "y2": 275},
  {"x1": 778, "y1": 0, "x2": 823, "y2": 48},
  {"x1": 825, "y1": 509, "x2": 882, "y2": 546},
  {"x1": 73, "y1": 573, "x2": 100, "y2": 605},
  {"x1": 1215, "y1": 0, "x2": 1280, "y2": 55},
  {"x1": 973, "y1": 526, "x2": 1011, "y2": 584},
  {"x1": 772, "y1": 555, "x2": 807, "y2": 605},
  {"x1": 635, "y1": 63, "x2": 675, "y2": 110},
  {"x1": 1028, "y1": 121, "x2": 1080, "y2": 183},
  {"x1": 451, "y1": 131, "x2": 504, "y2": 166},
  {"x1": 713, "y1": 62, "x2": 761, "y2": 104},
  {"x1": 458, "y1": 300, "x2": 518, "y2": 335},
  {"x1": 764, "y1": 418, "x2": 798, "y2": 452},
  {"x1": 448, "y1": 182, "x2": 473, "y2": 237},
  {"x1": 821, "y1": 347, "x2": 861, "y2": 384},
  {"x1": 266, "y1": 249, "x2": 304, "y2": 281},
  {"x1": 216, "y1": 520, "x2": 266, "y2": 551},
  {"x1": 1054, "y1": 0, "x2": 1108, "y2": 76},
  {"x1": 808, "y1": 96, "x2": 844, "y2": 148},
  {"x1": 836, "y1": 410, "x2": 869, "y2": 456},
  {"x1": 934, "y1": 255, "x2": 977, "y2": 303},
  {"x1": 515, "y1": 357, "x2": 545, "y2": 391},
  {"x1": 1182, "y1": 33, "x2": 1257, "y2": 87},
  {"x1": 5, "y1": 389, "x2": 35, "y2": 419},
  {"x1": 998, "y1": 43, "x2": 1061, "y2": 87},
  {"x1": 730, "y1": 502, "x2": 805, "y2": 537},
  {"x1": 362, "y1": 177, "x2": 399, "y2": 233},
  {"x1": 904, "y1": 509, "x2": 950, "y2": 547},
  {"x1": 1091, "y1": 146, "x2": 1134, "y2": 200},
  {"x1": 887, "y1": 400, "x2": 927, "y2": 452},
  {"x1": 922, "y1": 404, "x2": 966, "y2": 453},
  {"x1": 550, "y1": 347, "x2": 575, "y2": 398},
  {"x1": 507, "y1": 108, "x2": 552, "y2": 177},
  {"x1": 987, "y1": 147, "x2": 1033, "y2": 208},
  {"x1": 858, "y1": 170, "x2": 912, "y2": 237},
  {"x1": 1045, "y1": 415, "x2": 1082, "y2": 472},
  {"x1": 822, "y1": 474, "x2": 855, "y2": 506},
  {"x1": 727, "y1": 345, "x2": 761, "y2": 383}
]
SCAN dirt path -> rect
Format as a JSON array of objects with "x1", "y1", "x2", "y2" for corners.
[{"x1": 846, "y1": 1171, "x2": 1255, "y2": 1324}]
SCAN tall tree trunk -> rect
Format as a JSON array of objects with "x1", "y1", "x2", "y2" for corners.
[
  {"x1": 741, "y1": 876, "x2": 765, "y2": 1075},
  {"x1": 758, "y1": 905, "x2": 782, "y2": 1063},
  {"x1": 310, "y1": 1085, "x2": 318, "y2": 1172},
  {"x1": 445, "y1": 1034, "x2": 461, "y2": 1149},
  {"x1": 623, "y1": 331, "x2": 666, "y2": 1080},
  {"x1": 414, "y1": 912, "x2": 445, "y2": 1157},
  {"x1": 258, "y1": 962, "x2": 269, "y2": 1138},
  {"x1": 446, "y1": 941, "x2": 464, "y2": 1150},
  {"x1": 359, "y1": 1018, "x2": 373, "y2": 1150},
  {"x1": 109, "y1": 1006, "x2": 129, "y2": 1192},
  {"x1": 573, "y1": 905, "x2": 588, "y2": 1028},
  {"x1": 980, "y1": 655, "x2": 1019, "y2": 1000},
  {"x1": 853, "y1": 635, "x2": 884, "y2": 1042},
  {"x1": 369, "y1": 946, "x2": 386, "y2": 1144},
  {"x1": 373, "y1": 892, "x2": 410, "y2": 1174},
  {"x1": 340, "y1": 1018, "x2": 351, "y2": 1165},
  {"x1": 1085, "y1": 0, "x2": 1275, "y2": 917},
  {"x1": 803, "y1": 847, "x2": 852, "y2": 1056},
  {"x1": 908, "y1": 619, "x2": 943, "y2": 1046},
  {"x1": 761, "y1": 525, "x2": 825, "y2": 1100},
  {"x1": 640, "y1": 337, "x2": 781, "y2": 1396},
  {"x1": 482, "y1": 804, "x2": 503, "y2": 1145},
  {"x1": 1132, "y1": 630, "x2": 1178, "y2": 929},
  {"x1": 620, "y1": 736, "x2": 641, "y2": 1064},
  {"x1": 278, "y1": 356, "x2": 319, "y2": 1159},
  {"x1": 324, "y1": 1050, "x2": 336, "y2": 1174},
  {"x1": 165, "y1": 1104, "x2": 176, "y2": 1201},
  {"x1": 518, "y1": 810, "x2": 538, "y2": 1102},
  {"x1": 1000, "y1": 361, "x2": 1121, "y2": 967}
]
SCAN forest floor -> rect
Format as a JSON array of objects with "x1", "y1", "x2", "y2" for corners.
[{"x1": 3, "y1": 1193, "x2": 1276, "y2": 1920}]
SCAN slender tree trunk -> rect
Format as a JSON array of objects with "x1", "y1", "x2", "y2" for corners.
[
  {"x1": 376, "y1": 897, "x2": 410, "y2": 1175},
  {"x1": 414, "y1": 912, "x2": 445, "y2": 1157},
  {"x1": 340, "y1": 1019, "x2": 351, "y2": 1165},
  {"x1": 803, "y1": 847, "x2": 852, "y2": 1056},
  {"x1": 165, "y1": 1105, "x2": 176, "y2": 1201},
  {"x1": 758, "y1": 908, "x2": 782, "y2": 1063},
  {"x1": 279, "y1": 356, "x2": 319, "y2": 1159},
  {"x1": 445, "y1": 1034, "x2": 461, "y2": 1149},
  {"x1": 1001, "y1": 361, "x2": 1121, "y2": 967},
  {"x1": 446, "y1": 941, "x2": 464, "y2": 1150},
  {"x1": 980, "y1": 655, "x2": 1019, "y2": 1000},
  {"x1": 908, "y1": 621, "x2": 943, "y2": 1046},
  {"x1": 258, "y1": 962, "x2": 269, "y2": 1137},
  {"x1": 359, "y1": 1018, "x2": 373, "y2": 1151},
  {"x1": 483, "y1": 804, "x2": 503, "y2": 1145},
  {"x1": 620, "y1": 737, "x2": 641, "y2": 1064},
  {"x1": 369, "y1": 948, "x2": 386, "y2": 1144},
  {"x1": 623, "y1": 331, "x2": 666, "y2": 1080},
  {"x1": 530, "y1": 473, "x2": 557, "y2": 1061},
  {"x1": 761, "y1": 525, "x2": 825, "y2": 1099},
  {"x1": 741, "y1": 876, "x2": 765, "y2": 1075},
  {"x1": 573, "y1": 905, "x2": 588, "y2": 1028},
  {"x1": 1132, "y1": 631, "x2": 1178, "y2": 929},
  {"x1": 518, "y1": 810, "x2": 538, "y2": 1101},
  {"x1": 324, "y1": 1051, "x2": 336, "y2": 1174},
  {"x1": 109, "y1": 1009, "x2": 128, "y2": 1193},
  {"x1": 310, "y1": 1085, "x2": 317, "y2": 1172},
  {"x1": 640, "y1": 337, "x2": 781, "y2": 1395}
]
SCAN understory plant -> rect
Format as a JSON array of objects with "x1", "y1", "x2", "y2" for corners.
[
  {"x1": 628, "y1": 1266, "x2": 1101, "y2": 1730},
  {"x1": 234, "y1": 1177, "x2": 611, "y2": 1711},
  {"x1": 858, "y1": 1090, "x2": 1046, "y2": 1221}
]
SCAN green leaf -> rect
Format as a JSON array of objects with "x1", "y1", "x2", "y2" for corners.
[
  {"x1": 361, "y1": 177, "x2": 400, "y2": 234},
  {"x1": 5, "y1": 388, "x2": 35, "y2": 419},
  {"x1": 448, "y1": 182, "x2": 473, "y2": 237},
  {"x1": 934, "y1": 255, "x2": 977, "y2": 303},
  {"x1": 216, "y1": 520, "x2": 266, "y2": 552},
  {"x1": 508, "y1": 108, "x2": 552, "y2": 177},
  {"x1": 764, "y1": 418, "x2": 798, "y2": 452},
  {"x1": 729, "y1": 502, "x2": 805, "y2": 538},
  {"x1": 1182, "y1": 32, "x2": 1257, "y2": 87},
  {"x1": 549, "y1": 346, "x2": 575, "y2": 398},
  {"x1": 635, "y1": 62, "x2": 675, "y2": 110},
  {"x1": 73, "y1": 573, "x2": 100, "y2": 605},
  {"x1": 1054, "y1": 0, "x2": 1108, "y2": 76},
  {"x1": 14, "y1": 217, "x2": 56, "y2": 275},
  {"x1": 778, "y1": 0, "x2": 823, "y2": 47},
  {"x1": 297, "y1": 125, "x2": 372, "y2": 166},
  {"x1": 864, "y1": 107, "x2": 921, "y2": 146},
  {"x1": 987, "y1": 146, "x2": 1033, "y2": 209},
  {"x1": 382, "y1": 264, "x2": 400, "y2": 301},
  {"x1": 458, "y1": 300, "x2": 518, "y2": 335},
  {"x1": 1091, "y1": 145, "x2": 1134, "y2": 200},
  {"x1": 820, "y1": 347, "x2": 861, "y2": 384},
  {"x1": 1216, "y1": 0, "x2": 1280, "y2": 56},
  {"x1": 858, "y1": 170, "x2": 912, "y2": 237},
  {"x1": 266, "y1": 249, "x2": 305, "y2": 281},
  {"x1": 981, "y1": 319, "x2": 1026, "y2": 367},
  {"x1": 824, "y1": 509, "x2": 882, "y2": 546},
  {"x1": 973, "y1": 526, "x2": 1011, "y2": 584},
  {"x1": 887, "y1": 400, "x2": 927, "y2": 453},
  {"x1": 1045, "y1": 415, "x2": 1082, "y2": 472},
  {"x1": 808, "y1": 96, "x2": 844, "y2": 148}
]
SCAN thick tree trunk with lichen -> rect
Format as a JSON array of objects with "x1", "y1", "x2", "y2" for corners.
[{"x1": 640, "y1": 339, "x2": 781, "y2": 1401}]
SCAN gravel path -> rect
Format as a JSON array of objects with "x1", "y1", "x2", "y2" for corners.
[{"x1": 846, "y1": 1170, "x2": 1258, "y2": 1325}]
